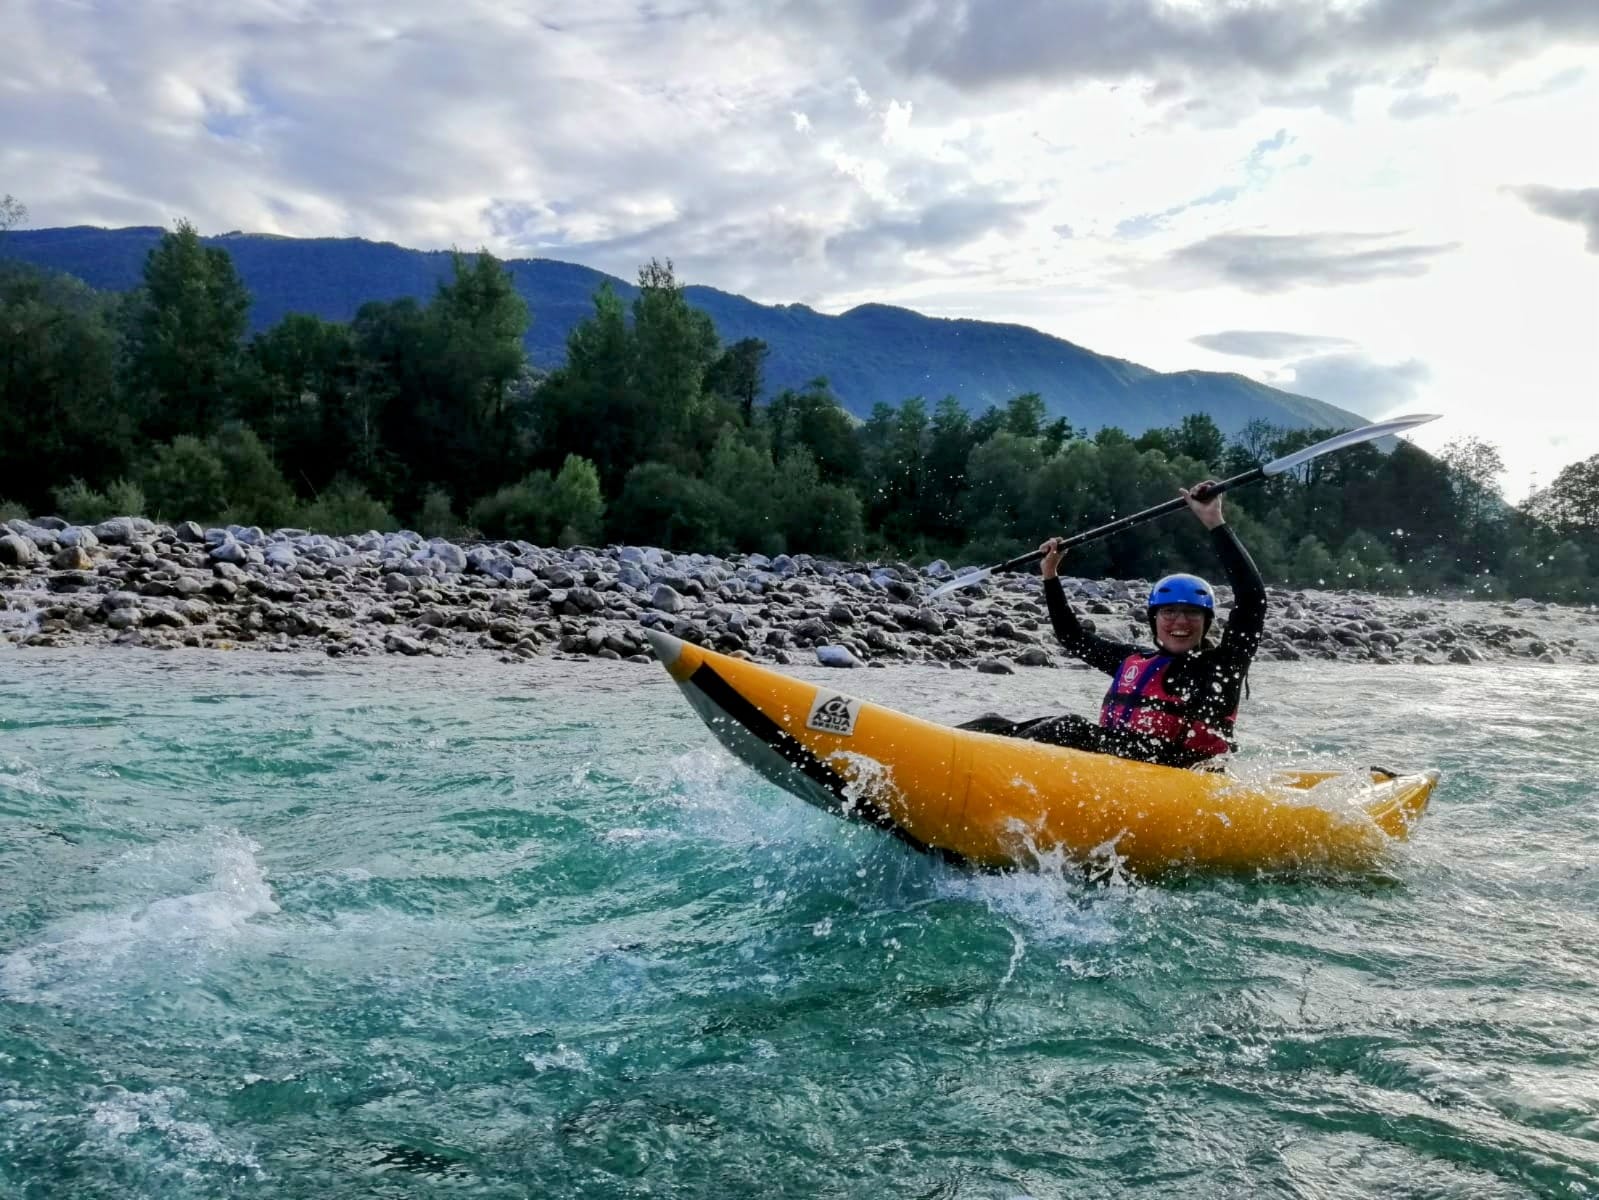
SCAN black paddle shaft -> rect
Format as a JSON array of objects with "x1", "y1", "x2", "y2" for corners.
[{"x1": 989, "y1": 466, "x2": 1267, "y2": 576}]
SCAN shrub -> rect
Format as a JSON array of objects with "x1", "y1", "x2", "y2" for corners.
[
  {"x1": 467, "y1": 455, "x2": 605, "y2": 546},
  {"x1": 142, "y1": 435, "x2": 228, "y2": 523},
  {"x1": 1289, "y1": 535, "x2": 1337, "y2": 588},
  {"x1": 547, "y1": 454, "x2": 605, "y2": 546},
  {"x1": 51, "y1": 478, "x2": 146, "y2": 524},
  {"x1": 213, "y1": 424, "x2": 298, "y2": 529},
  {"x1": 612, "y1": 462, "x2": 730, "y2": 552},
  {"x1": 300, "y1": 478, "x2": 398, "y2": 534},
  {"x1": 104, "y1": 479, "x2": 147, "y2": 518},
  {"x1": 418, "y1": 487, "x2": 465, "y2": 539},
  {"x1": 0, "y1": 498, "x2": 28, "y2": 522},
  {"x1": 468, "y1": 474, "x2": 555, "y2": 543},
  {"x1": 799, "y1": 483, "x2": 865, "y2": 558}
]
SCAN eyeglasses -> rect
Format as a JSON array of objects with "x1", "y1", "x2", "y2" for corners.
[{"x1": 1154, "y1": 606, "x2": 1208, "y2": 623}]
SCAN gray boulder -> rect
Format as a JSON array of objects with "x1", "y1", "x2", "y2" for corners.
[
  {"x1": 427, "y1": 541, "x2": 468, "y2": 572},
  {"x1": 209, "y1": 539, "x2": 251, "y2": 566},
  {"x1": 650, "y1": 584, "x2": 686, "y2": 614},
  {"x1": 815, "y1": 644, "x2": 864, "y2": 668},
  {"x1": 0, "y1": 534, "x2": 38, "y2": 566},
  {"x1": 93, "y1": 517, "x2": 138, "y2": 545},
  {"x1": 57, "y1": 526, "x2": 99, "y2": 550}
]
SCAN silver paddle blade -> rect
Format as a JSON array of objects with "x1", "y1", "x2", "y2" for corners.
[
  {"x1": 1263, "y1": 412, "x2": 1439, "y2": 476},
  {"x1": 928, "y1": 567, "x2": 993, "y2": 599}
]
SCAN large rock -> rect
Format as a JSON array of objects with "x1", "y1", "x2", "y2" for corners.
[
  {"x1": 209, "y1": 538, "x2": 251, "y2": 565},
  {"x1": 815, "y1": 644, "x2": 864, "y2": 668},
  {"x1": 93, "y1": 517, "x2": 137, "y2": 545},
  {"x1": 0, "y1": 535, "x2": 39, "y2": 566},
  {"x1": 900, "y1": 607, "x2": 946, "y2": 635},
  {"x1": 650, "y1": 584, "x2": 686, "y2": 614},
  {"x1": 427, "y1": 541, "x2": 468, "y2": 572}
]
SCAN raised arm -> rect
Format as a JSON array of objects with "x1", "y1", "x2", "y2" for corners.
[
  {"x1": 1210, "y1": 524, "x2": 1267, "y2": 660},
  {"x1": 1038, "y1": 536, "x2": 1140, "y2": 674}
]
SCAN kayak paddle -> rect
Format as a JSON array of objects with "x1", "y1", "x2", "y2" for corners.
[{"x1": 927, "y1": 412, "x2": 1440, "y2": 599}]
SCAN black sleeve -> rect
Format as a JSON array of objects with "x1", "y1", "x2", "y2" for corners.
[
  {"x1": 1043, "y1": 576, "x2": 1140, "y2": 676},
  {"x1": 1210, "y1": 523, "x2": 1266, "y2": 666}
]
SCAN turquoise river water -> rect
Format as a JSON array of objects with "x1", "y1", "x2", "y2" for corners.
[{"x1": 2, "y1": 649, "x2": 1597, "y2": 1199}]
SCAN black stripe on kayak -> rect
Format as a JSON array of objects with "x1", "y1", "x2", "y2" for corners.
[{"x1": 685, "y1": 661, "x2": 966, "y2": 866}]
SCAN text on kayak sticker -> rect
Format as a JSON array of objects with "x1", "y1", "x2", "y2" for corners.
[{"x1": 807, "y1": 692, "x2": 861, "y2": 736}]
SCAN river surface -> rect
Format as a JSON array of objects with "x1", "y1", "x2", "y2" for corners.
[{"x1": 2, "y1": 649, "x2": 1596, "y2": 1198}]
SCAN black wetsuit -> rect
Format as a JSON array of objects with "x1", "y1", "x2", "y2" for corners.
[{"x1": 960, "y1": 525, "x2": 1267, "y2": 768}]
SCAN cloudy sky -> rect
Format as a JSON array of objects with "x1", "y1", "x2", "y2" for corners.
[{"x1": 5, "y1": 0, "x2": 1597, "y2": 499}]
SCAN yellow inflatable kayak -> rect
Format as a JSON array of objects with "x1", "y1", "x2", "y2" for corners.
[{"x1": 646, "y1": 629, "x2": 1437, "y2": 876}]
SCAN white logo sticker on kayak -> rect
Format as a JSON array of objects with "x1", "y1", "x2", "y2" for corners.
[{"x1": 807, "y1": 691, "x2": 861, "y2": 736}]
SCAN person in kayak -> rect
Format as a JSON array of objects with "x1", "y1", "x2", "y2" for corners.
[{"x1": 958, "y1": 481, "x2": 1266, "y2": 769}]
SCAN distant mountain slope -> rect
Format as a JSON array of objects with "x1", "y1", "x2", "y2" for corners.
[{"x1": 2, "y1": 226, "x2": 1363, "y2": 435}]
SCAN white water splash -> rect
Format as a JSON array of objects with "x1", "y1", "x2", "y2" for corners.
[
  {"x1": 87, "y1": 1086, "x2": 262, "y2": 1180},
  {"x1": 524, "y1": 1044, "x2": 590, "y2": 1074},
  {"x1": 827, "y1": 749, "x2": 898, "y2": 821},
  {"x1": 1, "y1": 831, "x2": 278, "y2": 1004}
]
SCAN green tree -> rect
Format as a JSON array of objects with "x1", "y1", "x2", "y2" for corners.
[
  {"x1": 765, "y1": 379, "x2": 863, "y2": 485},
  {"x1": 1174, "y1": 413, "x2": 1226, "y2": 470},
  {"x1": 1441, "y1": 435, "x2": 1507, "y2": 572},
  {"x1": 1335, "y1": 529, "x2": 1398, "y2": 591},
  {"x1": 769, "y1": 447, "x2": 865, "y2": 556},
  {"x1": 0, "y1": 264, "x2": 128, "y2": 510},
  {"x1": 1290, "y1": 534, "x2": 1338, "y2": 587},
  {"x1": 1040, "y1": 416, "x2": 1075, "y2": 458},
  {"x1": 631, "y1": 258, "x2": 719, "y2": 461},
  {"x1": 1224, "y1": 418, "x2": 1281, "y2": 474},
  {"x1": 548, "y1": 453, "x2": 605, "y2": 546},
  {"x1": 536, "y1": 284, "x2": 637, "y2": 490},
  {"x1": 964, "y1": 430, "x2": 1045, "y2": 538},
  {"x1": 705, "y1": 337, "x2": 768, "y2": 424},
  {"x1": 1544, "y1": 540, "x2": 1590, "y2": 603},
  {"x1": 1527, "y1": 453, "x2": 1599, "y2": 533},
  {"x1": 1003, "y1": 392, "x2": 1047, "y2": 439},
  {"x1": 612, "y1": 461, "x2": 731, "y2": 552},
  {"x1": 213, "y1": 424, "x2": 298, "y2": 528},
  {"x1": 412, "y1": 250, "x2": 531, "y2": 499},
  {"x1": 923, "y1": 397, "x2": 975, "y2": 539},
  {"x1": 0, "y1": 194, "x2": 25, "y2": 237},
  {"x1": 465, "y1": 455, "x2": 601, "y2": 546},
  {"x1": 469, "y1": 474, "x2": 556, "y2": 542},
  {"x1": 705, "y1": 426, "x2": 783, "y2": 553},
  {"x1": 142, "y1": 435, "x2": 229, "y2": 522},
  {"x1": 242, "y1": 312, "x2": 360, "y2": 477},
  {"x1": 126, "y1": 221, "x2": 250, "y2": 440}
]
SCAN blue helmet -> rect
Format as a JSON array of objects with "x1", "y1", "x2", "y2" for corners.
[
  {"x1": 1147, "y1": 573, "x2": 1215, "y2": 644},
  {"x1": 1147, "y1": 573, "x2": 1215, "y2": 616}
]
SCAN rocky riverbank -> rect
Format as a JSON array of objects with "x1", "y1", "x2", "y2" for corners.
[{"x1": 4, "y1": 516, "x2": 1597, "y2": 670}]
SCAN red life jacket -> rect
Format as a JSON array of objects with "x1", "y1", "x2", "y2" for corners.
[{"x1": 1098, "y1": 652, "x2": 1236, "y2": 758}]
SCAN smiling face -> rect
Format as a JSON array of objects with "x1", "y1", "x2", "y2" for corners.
[{"x1": 1152, "y1": 603, "x2": 1209, "y2": 654}]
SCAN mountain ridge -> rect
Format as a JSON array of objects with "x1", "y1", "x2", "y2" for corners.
[{"x1": 1, "y1": 225, "x2": 1365, "y2": 435}]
